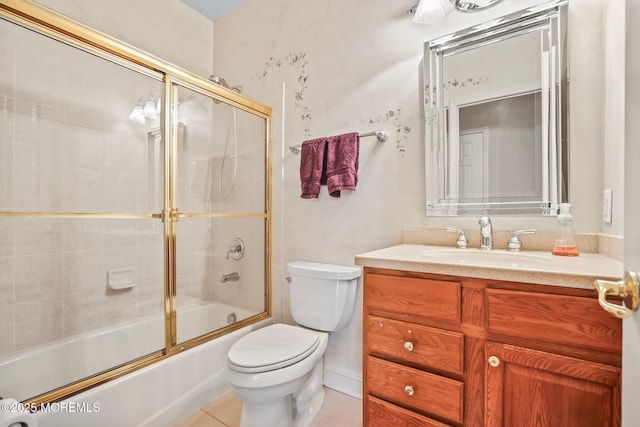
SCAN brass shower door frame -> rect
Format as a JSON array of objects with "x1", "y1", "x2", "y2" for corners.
[{"x1": 0, "y1": 0, "x2": 272, "y2": 406}]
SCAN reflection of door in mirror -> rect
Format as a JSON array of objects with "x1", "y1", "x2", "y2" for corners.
[{"x1": 458, "y1": 128, "x2": 488, "y2": 200}]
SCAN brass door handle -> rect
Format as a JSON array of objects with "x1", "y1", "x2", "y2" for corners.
[{"x1": 594, "y1": 270, "x2": 640, "y2": 319}]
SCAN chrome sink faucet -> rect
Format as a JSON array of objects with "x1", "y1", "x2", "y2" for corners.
[{"x1": 479, "y1": 214, "x2": 493, "y2": 250}]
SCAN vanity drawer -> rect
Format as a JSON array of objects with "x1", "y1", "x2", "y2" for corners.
[
  {"x1": 367, "y1": 395, "x2": 453, "y2": 427},
  {"x1": 365, "y1": 273, "x2": 461, "y2": 323},
  {"x1": 367, "y1": 356, "x2": 464, "y2": 424},
  {"x1": 366, "y1": 315, "x2": 464, "y2": 375},
  {"x1": 486, "y1": 289, "x2": 622, "y2": 353}
]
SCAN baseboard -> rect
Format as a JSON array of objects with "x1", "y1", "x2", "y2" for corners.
[{"x1": 323, "y1": 364, "x2": 362, "y2": 399}]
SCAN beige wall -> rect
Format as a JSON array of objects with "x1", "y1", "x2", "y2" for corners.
[{"x1": 35, "y1": 0, "x2": 214, "y2": 77}]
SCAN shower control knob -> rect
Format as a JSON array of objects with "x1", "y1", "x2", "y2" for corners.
[{"x1": 226, "y1": 237, "x2": 245, "y2": 260}]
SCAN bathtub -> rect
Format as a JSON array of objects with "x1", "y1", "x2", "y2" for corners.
[{"x1": 0, "y1": 299, "x2": 271, "y2": 427}]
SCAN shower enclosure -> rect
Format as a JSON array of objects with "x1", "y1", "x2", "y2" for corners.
[{"x1": 0, "y1": 0, "x2": 271, "y2": 406}]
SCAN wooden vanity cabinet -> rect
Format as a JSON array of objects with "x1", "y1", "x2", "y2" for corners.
[{"x1": 362, "y1": 267, "x2": 622, "y2": 427}]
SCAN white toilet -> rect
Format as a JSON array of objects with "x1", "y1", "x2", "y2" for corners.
[{"x1": 227, "y1": 261, "x2": 361, "y2": 427}]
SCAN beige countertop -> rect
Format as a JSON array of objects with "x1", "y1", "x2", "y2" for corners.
[{"x1": 355, "y1": 244, "x2": 623, "y2": 289}]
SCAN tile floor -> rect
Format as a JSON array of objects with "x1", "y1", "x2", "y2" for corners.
[{"x1": 172, "y1": 387, "x2": 362, "y2": 427}]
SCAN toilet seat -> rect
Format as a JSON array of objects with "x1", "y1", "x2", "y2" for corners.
[{"x1": 228, "y1": 324, "x2": 320, "y2": 373}]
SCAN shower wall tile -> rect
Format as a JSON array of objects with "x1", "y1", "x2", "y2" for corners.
[
  {"x1": 136, "y1": 221, "x2": 163, "y2": 247},
  {"x1": 63, "y1": 289, "x2": 103, "y2": 335},
  {"x1": 103, "y1": 170, "x2": 140, "y2": 212},
  {"x1": 14, "y1": 159, "x2": 65, "y2": 211},
  {"x1": 137, "y1": 246, "x2": 164, "y2": 285},
  {"x1": 14, "y1": 296, "x2": 63, "y2": 351},
  {"x1": 63, "y1": 127, "x2": 105, "y2": 171},
  {"x1": 103, "y1": 247, "x2": 137, "y2": 277},
  {"x1": 0, "y1": 305, "x2": 14, "y2": 356},
  {"x1": 104, "y1": 288, "x2": 139, "y2": 326},
  {"x1": 14, "y1": 253, "x2": 63, "y2": 303},
  {"x1": 0, "y1": 219, "x2": 14, "y2": 257},
  {"x1": 64, "y1": 219, "x2": 104, "y2": 252},
  {"x1": 63, "y1": 250, "x2": 104, "y2": 294},
  {"x1": 0, "y1": 256, "x2": 14, "y2": 306},
  {"x1": 103, "y1": 132, "x2": 144, "y2": 173},
  {"x1": 0, "y1": 132, "x2": 15, "y2": 210},
  {"x1": 101, "y1": 219, "x2": 140, "y2": 249},
  {"x1": 14, "y1": 218, "x2": 62, "y2": 255},
  {"x1": 62, "y1": 167, "x2": 105, "y2": 211}
]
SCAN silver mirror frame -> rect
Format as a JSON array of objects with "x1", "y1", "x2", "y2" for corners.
[{"x1": 424, "y1": 0, "x2": 569, "y2": 216}]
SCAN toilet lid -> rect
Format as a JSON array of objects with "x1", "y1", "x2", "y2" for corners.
[{"x1": 228, "y1": 324, "x2": 320, "y2": 373}]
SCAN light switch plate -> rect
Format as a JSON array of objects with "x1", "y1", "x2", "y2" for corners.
[{"x1": 603, "y1": 188, "x2": 613, "y2": 224}]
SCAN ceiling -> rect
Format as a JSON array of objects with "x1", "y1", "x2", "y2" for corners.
[{"x1": 180, "y1": 0, "x2": 246, "y2": 21}]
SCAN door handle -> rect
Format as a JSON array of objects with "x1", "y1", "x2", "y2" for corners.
[{"x1": 594, "y1": 270, "x2": 640, "y2": 319}]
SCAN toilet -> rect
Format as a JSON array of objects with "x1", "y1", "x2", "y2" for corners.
[{"x1": 227, "y1": 261, "x2": 361, "y2": 427}]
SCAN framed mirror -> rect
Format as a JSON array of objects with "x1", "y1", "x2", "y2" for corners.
[{"x1": 424, "y1": 1, "x2": 568, "y2": 216}]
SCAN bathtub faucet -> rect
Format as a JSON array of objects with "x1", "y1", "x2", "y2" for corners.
[{"x1": 220, "y1": 272, "x2": 240, "y2": 283}]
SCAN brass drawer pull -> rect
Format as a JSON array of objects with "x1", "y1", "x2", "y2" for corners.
[
  {"x1": 404, "y1": 385, "x2": 415, "y2": 396},
  {"x1": 488, "y1": 356, "x2": 501, "y2": 368},
  {"x1": 404, "y1": 341, "x2": 414, "y2": 352}
]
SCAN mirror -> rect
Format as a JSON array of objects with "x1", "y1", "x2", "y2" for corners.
[{"x1": 424, "y1": 1, "x2": 568, "y2": 216}]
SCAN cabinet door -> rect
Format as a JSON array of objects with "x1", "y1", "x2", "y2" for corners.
[{"x1": 485, "y1": 342, "x2": 621, "y2": 427}]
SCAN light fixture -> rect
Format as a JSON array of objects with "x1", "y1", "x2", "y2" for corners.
[
  {"x1": 412, "y1": 0, "x2": 454, "y2": 24},
  {"x1": 128, "y1": 97, "x2": 145, "y2": 124},
  {"x1": 143, "y1": 95, "x2": 158, "y2": 120},
  {"x1": 455, "y1": 0, "x2": 504, "y2": 12}
]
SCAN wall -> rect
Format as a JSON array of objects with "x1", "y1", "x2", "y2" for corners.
[
  {"x1": 35, "y1": 0, "x2": 214, "y2": 78},
  {"x1": 212, "y1": 0, "x2": 615, "y2": 397},
  {"x1": 603, "y1": 0, "x2": 625, "y2": 237}
]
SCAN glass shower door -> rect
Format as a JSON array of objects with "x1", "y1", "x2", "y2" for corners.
[
  {"x1": 172, "y1": 83, "x2": 270, "y2": 344},
  {"x1": 0, "y1": 17, "x2": 166, "y2": 401}
]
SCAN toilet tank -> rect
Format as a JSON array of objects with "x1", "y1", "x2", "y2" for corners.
[{"x1": 287, "y1": 261, "x2": 361, "y2": 331}]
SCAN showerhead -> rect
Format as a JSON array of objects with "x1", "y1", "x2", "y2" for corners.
[
  {"x1": 209, "y1": 75, "x2": 242, "y2": 94},
  {"x1": 209, "y1": 74, "x2": 229, "y2": 88}
]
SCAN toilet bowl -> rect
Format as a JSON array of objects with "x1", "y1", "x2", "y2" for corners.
[{"x1": 227, "y1": 261, "x2": 361, "y2": 427}]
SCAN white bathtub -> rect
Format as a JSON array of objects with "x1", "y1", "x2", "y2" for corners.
[{"x1": 0, "y1": 300, "x2": 271, "y2": 427}]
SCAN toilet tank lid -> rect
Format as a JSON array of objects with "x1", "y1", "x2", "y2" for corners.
[{"x1": 287, "y1": 261, "x2": 361, "y2": 280}]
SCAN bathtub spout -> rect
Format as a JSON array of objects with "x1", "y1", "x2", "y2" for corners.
[{"x1": 220, "y1": 272, "x2": 240, "y2": 283}]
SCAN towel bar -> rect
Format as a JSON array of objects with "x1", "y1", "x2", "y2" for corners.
[{"x1": 289, "y1": 130, "x2": 388, "y2": 154}]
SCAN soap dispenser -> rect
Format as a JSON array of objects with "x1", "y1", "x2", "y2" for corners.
[{"x1": 552, "y1": 203, "x2": 579, "y2": 256}]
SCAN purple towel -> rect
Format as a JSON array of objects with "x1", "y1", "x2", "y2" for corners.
[
  {"x1": 325, "y1": 132, "x2": 360, "y2": 198},
  {"x1": 299, "y1": 137, "x2": 327, "y2": 198}
]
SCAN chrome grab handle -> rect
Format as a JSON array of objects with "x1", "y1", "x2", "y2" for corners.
[
  {"x1": 508, "y1": 229, "x2": 536, "y2": 251},
  {"x1": 445, "y1": 228, "x2": 468, "y2": 249},
  {"x1": 593, "y1": 270, "x2": 640, "y2": 319}
]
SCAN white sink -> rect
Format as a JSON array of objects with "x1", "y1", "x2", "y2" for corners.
[{"x1": 420, "y1": 248, "x2": 549, "y2": 266}]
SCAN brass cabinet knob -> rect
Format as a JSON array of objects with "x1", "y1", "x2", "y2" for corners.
[
  {"x1": 404, "y1": 385, "x2": 415, "y2": 396},
  {"x1": 404, "y1": 341, "x2": 414, "y2": 352},
  {"x1": 488, "y1": 356, "x2": 501, "y2": 368}
]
